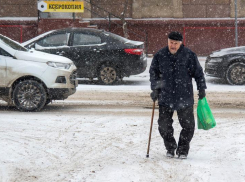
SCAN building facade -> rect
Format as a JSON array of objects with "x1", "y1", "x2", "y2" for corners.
[{"x1": 1, "y1": 0, "x2": 245, "y2": 55}]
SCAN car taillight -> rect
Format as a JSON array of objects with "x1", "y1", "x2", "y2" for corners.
[{"x1": 124, "y1": 49, "x2": 144, "y2": 55}]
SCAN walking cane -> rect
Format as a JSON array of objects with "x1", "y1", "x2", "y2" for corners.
[{"x1": 146, "y1": 101, "x2": 156, "y2": 158}]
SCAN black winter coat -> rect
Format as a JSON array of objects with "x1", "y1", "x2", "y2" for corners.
[{"x1": 149, "y1": 44, "x2": 207, "y2": 110}]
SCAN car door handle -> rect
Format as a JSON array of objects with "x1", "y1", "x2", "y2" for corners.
[
  {"x1": 93, "y1": 49, "x2": 100, "y2": 53},
  {"x1": 56, "y1": 51, "x2": 65, "y2": 55}
]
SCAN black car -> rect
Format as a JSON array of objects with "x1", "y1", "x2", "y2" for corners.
[
  {"x1": 205, "y1": 46, "x2": 245, "y2": 85},
  {"x1": 22, "y1": 28, "x2": 147, "y2": 85}
]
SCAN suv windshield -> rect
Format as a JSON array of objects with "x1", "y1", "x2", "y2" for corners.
[{"x1": 0, "y1": 34, "x2": 28, "y2": 52}]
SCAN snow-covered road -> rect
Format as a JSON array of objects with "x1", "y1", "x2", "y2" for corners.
[{"x1": 1, "y1": 103, "x2": 245, "y2": 182}]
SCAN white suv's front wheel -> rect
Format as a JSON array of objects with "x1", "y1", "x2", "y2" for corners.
[{"x1": 13, "y1": 80, "x2": 47, "y2": 111}]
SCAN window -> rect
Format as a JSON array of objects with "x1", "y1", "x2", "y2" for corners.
[
  {"x1": 73, "y1": 33, "x2": 102, "y2": 46},
  {"x1": 0, "y1": 48, "x2": 12, "y2": 57},
  {"x1": 103, "y1": 32, "x2": 129, "y2": 43},
  {"x1": 37, "y1": 33, "x2": 70, "y2": 47},
  {"x1": 0, "y1": 35, "x2": 28, "y2": 52}
]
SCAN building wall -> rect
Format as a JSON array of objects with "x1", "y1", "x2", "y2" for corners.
[
  {"x1": 0, "y1": 20, "x2": 37, "y2": 42},
  {"x1": 1, "y1": 0, "x2": 245, "y2": 55},
  {"x1": 91, "y1": 19, "x2": 245, "y2": 56},
  {"x1": 90, "y1": 0, "x2": 132, "y2": 18},
  {"x1": 132, "y1": 0, "x2": 183, "y2": 18},
  {"x1": 182, "y1": 0, "x2": 231, "y2": 18},
  {"x1": 0, "y1": 0, "x2": 244, "y2": 19},
  {"x1": 0, "y1": 0, "x2": 37, "y2": 17},
  {"x1": 0, "y1": 0, "x2": 245, "y2": 19},
  {"x1": 87, "y1": 0, "x2": 244, "y2": 19}
]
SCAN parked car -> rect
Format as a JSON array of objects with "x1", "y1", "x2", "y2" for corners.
[
  {"x1": 22, "y1": 28, "x2": 147, "y2": 85},
  {"x1": 205, "y1": 46, "x2": 245, "y2": 85},
  {"x1": 0, "y1": 34, "x2": 78, "y2": 111}
]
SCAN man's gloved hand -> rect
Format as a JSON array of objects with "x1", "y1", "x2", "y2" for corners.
[
  {"x1": 150, "y1": 90, "x2": 159, "y2": 102},
  {"x1": 198, "y1": 90, "x2": 206, "y2": 100}
]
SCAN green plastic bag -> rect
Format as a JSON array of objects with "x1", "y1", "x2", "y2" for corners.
[{"x1": 197, "y1": 97, "x2": 216, "y2": 130}]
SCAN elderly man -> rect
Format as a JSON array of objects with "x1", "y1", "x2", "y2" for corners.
[{"x1": 149, "y1": 31, "x2": 207, "y2": 159}]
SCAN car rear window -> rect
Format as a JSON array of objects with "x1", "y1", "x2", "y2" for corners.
[
  {"x1": 73, "y1": 33, "x2": 102, "y2": 46},
  {"x1": 103, "y1": 32, "x2": 129, "y2": 43}
]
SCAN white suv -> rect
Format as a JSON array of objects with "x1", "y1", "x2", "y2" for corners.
[{"x1": 0, "y1": 34, "x2": 78, "y2": 111}]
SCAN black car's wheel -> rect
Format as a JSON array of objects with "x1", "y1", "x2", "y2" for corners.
[
  {"x1": 98, "y1": 64, "x2": 118, "y2": 85},
  {"x1": 13, "y1": 80, "x2": 47, "y2": 111},
  {"x1": 226, "y1": 62, "x2": 245, "y2": 85}
]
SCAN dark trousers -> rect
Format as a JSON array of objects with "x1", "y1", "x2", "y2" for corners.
[{"x1": 158, "y1": 105, "x2": 195, "y2": 155}]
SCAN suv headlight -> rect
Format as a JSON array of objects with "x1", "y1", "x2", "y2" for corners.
[
  {"x1": 209, "y1": 58, "x2": 223, "y2": 63},
  {"x1": 47, "y1": 61, "x2": 72, "y2": 70}
]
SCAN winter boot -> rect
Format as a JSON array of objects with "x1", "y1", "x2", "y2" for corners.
[
  {"x1": 178, "y1": 154, "x2": 187, "y2": 159},
  {"x1": 166, "y1": 150, "x2": 175, "y2": 158}
]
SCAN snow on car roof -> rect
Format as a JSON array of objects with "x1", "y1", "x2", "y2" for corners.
[{"x1": 211, "y1": 46, "x2": 245, "y2": 57}]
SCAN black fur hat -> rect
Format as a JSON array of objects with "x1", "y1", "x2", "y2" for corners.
[{"x1": 168, "y1": 31, "x2": 183, "y2": 41}]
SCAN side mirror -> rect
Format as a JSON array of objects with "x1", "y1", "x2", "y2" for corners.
[{"x1": 27, "y1": 43, "x2": 35, "y2": 49}]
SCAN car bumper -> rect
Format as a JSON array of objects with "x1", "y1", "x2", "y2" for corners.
[
  {"x1": 122, "y1": 55, "x2": 147, "y2": 76},
  {"x1": 44, "y1": 68, "x2": 78, "y2": 100},
  {"x1": 48, "y1": 87, "x2": 76, "y2": 100},
  {"x1": 42, "y1": 65, "x2": 78, "y2": 88},
  {"x1": 205, "y1": 61, "x2": 226, "y2": 78}
]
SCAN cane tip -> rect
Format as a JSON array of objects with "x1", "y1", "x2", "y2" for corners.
[{"x1": 146, "y1": 154, "x2": 149, "y2": 158}]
